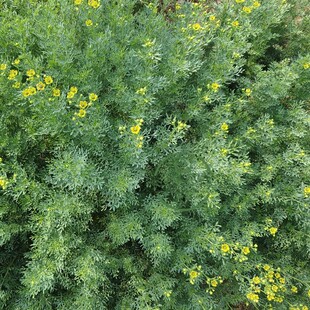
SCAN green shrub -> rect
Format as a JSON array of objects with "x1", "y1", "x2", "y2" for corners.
[{"x1": 0, "y1": 0, "x2": 309, "y2": 309}]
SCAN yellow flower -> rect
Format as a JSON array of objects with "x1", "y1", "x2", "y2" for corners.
[
  {"x1": 243, "y1": 6, "x2": 252, "y2": 14},
  {"x1": 291, "y1": 286, "x2": 298, "y2": 293},
  {"x1": 143, "y1": 40, "x2": 154, "y2": 48},
  {"x1": 263, "y1": 264, "x2": 271, "y2": 271},
  {"x1": 0, "y1": 177, "x2": 8, "y2": 189},
  {"x1": 253, "y1": 1, "x2": 261, "y2": 8},
  {"x1": 209, "y1": 15, "x2": 216, "y2": 21},
  {"x1": 29, "y1": 87, "x2": 37, "y2": 95},
  {"x1": 13, "y1": 58, "x2": 20, "y2": 65},
  {"x1": 211, "y1": 82, "x2": 220, "y2": 92},
  {"x1": 232, "y1": 21, "x2": 239, "y2": 27},
  {"x1": 221, "y1": 243, "x2": 230, "y2": 253},
  {"x1": 303, "y1": 63, "x2": 310, "y2": 69},
  {"x1": 8, "y1": 70, "x2": 18, "y2": 80},
  {"x1": 78, "y1": 101, "x2": 88, "y2": 109},
  {"x1": 36, "y1": 82, "x2": 45, "y2": 91},
  {"x1": 246, "y1": 292, "x2": 259, "y2": 302},
  {"x1": 53, "y1": 88, "x2": 61, "y2": 97},
  {"x1": 0, "y1": 64, "x2": 7, "y2": 70},
  {"x1": 22, "y1": 88, "x2": 31, "y2": 97},
  {"x1": 89, "y1": 93, "x2": 98, "y2": 101},
  {"x1": 67, "y1": 91, "x2": 75, "y2": 99},
  {"x1": 304, "y1": 186, "x2": 310, "y2": 197},
  {"x1": 74, "y1": 0, "x2": 82, "y2": 4},
  {"x1": 26, "y1": 69, "x2": 35, "y2": 77},
  {"x1": 221, "y1": 123, "x2": 229, "y2": 132},
  {"x1": 269, "y1": 227, "x2": 278, "y2": 236},
  {"x1": 12, "y1": 82, "x2": 21, "y2": 88},
  {"x1": 245, "y1": 88, "x2": 252, "y2": 96},
  {"x1": 189, "y1": 270, "x2": 199, "y2": 283},
  {"x1": 308, "y1": 289, "x2": 310, "y2": 297},
  {"x1": 131, "y1": 125, "x2": 141, "y2": 135},
  {"x1": 70, "y1": 86, "x2": 78, "y2": 94},
  {"x1": 211, "y1": 279, "x2": 218, "y2": 287},
  {"x1": 85, "y1": 19, "x2": 93, "y2": 26},
  {"x1": 164, "y1": 290, "x2": 172, "y2": 297},
  {"x1": 279, "y1": 277, "x2": 285, "y2": 284},
  {"x1": 77, "y1": 109, "x2": 86, "y2": 118},
  {"x1": 252, "y1": 276, "x2": 261, "y2": 284},
  {"x1": 242, "y1": 247, "x2": 250, "y2": 255},
  {"x1": 88, "y1": 0, "x2": 100, "y2": 8},
  {"x1": 44, "y1": 76, "x2": 53, "y2": 84},
  {"x1": 236, "y1": 0, "x2": 245, "y2": 3},
  {"x1": 136, "y1": 87, "x2": 147, "y2": 95},
  {"x1": 192, "y1": 23, "x2": 202, "y2": 31}
]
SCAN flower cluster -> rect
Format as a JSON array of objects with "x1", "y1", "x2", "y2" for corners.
[
  {"x1": 72, "y1": 92, "x2": 98, "y2": 120},
  {"x1": 0, "y1": 177, "x2": 8, "y2": 189},
  {"x1": 206, "y1": 276, "x2": 223, "y2": 295}
]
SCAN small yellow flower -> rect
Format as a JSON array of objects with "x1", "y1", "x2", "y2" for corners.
[
  {"x1": 88, "y1": 0, "x2": 100, "y2": 9},
  {"x1": 12, "y1": 82, "x2": 21, "y2": 88},
  {"x1": 131, "y1": 125, "x2": 141, "y2": 135},
  {"x1": 242, "y1": 247, "x2": 250, "y2": 255},
  {"x1": 263, "y1": 264, "x2": 271, "y2": 271},
  {"x1": 67, "y1": 91, "x2": 75, "y2": 99},
  {"x1": 0, "y1": 177, "x2": 8, "y2": 189},
  {"x1": 53, "y1": 88, "x2": 61, "y2": 97},
  {"x1": 303, "y1": 63, "x2": 310, "y2": 69},
  {"x1": 252, "y1": 276, "x2": 261, "y2": 284},
  {"x1": 269, "y1": 227, "x2": 278, "y2": 236},
  {"x1": 36, "y1": 82, "x2": 45, "y2": 91},
  {"x1": 189, "y1": 270, "x2": 199, "y2": 284},
  {"x1": 210, "y1": 279, "x2": 218, "y2": 287},
  {"x1": 8, "y1": 70, "x2": 18, "y2": 80},
  {"x1": 22, "y1": 88, "x2": 31, "y2": 97},
  {"x1": 89, "y1": 93, "x2": 98, "y2": 101},
  {"x1": 236, "y1": 0, "x2": 245, "y2": 3},
  {"x1": 70, "y1": 86, "x2": 78, "y2": 94},
  {"x1": 85, "y1": 19, "x2": 93, "y2": 26},
  {"x1": 143, "y1": 40, "x2": 154, "y2": 48},
  {"x1": 232, "y1": 21, "x2": 239, "y2": 27},
  {"x1": 44, "y1": 76, "x2": 53, "y2": 84},
  {"x1": 308, "y1": 289, "x2": 310, "y2": 297},
  {"x1": 304, "y1": 186, "x2": 310, "y2": 197},
  {"x1": 253, "y1": 1, "x2": 261, "y2": 8},
  {"x1": 77, "y1": 109, "x2": 86, "y2": 118},
  {"x1": 136, "y1": 87, "x2": 147, "y2": 95},
  {"x1": 192, "y1": 23, "x2": 202, "y2": 31},
  {"x1": 79, "y1": 101, "x2": 88, "y2": 109},
  {"x1": 221, "y1": 123, "x2": 229, "y2": 132},
  {"x1": 291, "y1": 286, "x2": 298, "y2": 293},
  {"x1": 246, "y1": 292, "x2": 259, "y2": 302},
  {"x1": 279, "y1": 277, "x2": 285, "y2": 284},
  {"x1": 243, "y1": 6, "x2": 252, "y2": 14},
  {"x1": 29, "y1": 87, "x2": 37, "y2": 95},
  {"x1": 0, "y1": 63, "x2": 7, "y2": 70},
  {"x1": 26, "y1": 69, "x2": 35, "y2": 77},
  {"x1": 164, "y1": 290, "x2": 172, "y2": 297},
  {"x1": 13, "y1": 58, "x2": 20, "y2": 65},
  {"x1": 221, "y1": 243, "x2": 230, "y2": 253},
  {"x1": 74, "y1": 0, "x2": 82, "y2": 4},
  {"x1": 211, "y1": 82, "x2": 220, "y2": 92},
  {"x1": 245, "y1": 88, "x2": 252, "y2": 96},
  {"x1": 209, "y1": 15, "x2": 216, "y2": 21}
]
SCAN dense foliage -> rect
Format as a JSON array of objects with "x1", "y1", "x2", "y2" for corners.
[{"x1": 0, "y1": 0, "x2": 309, "y2": 309}]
